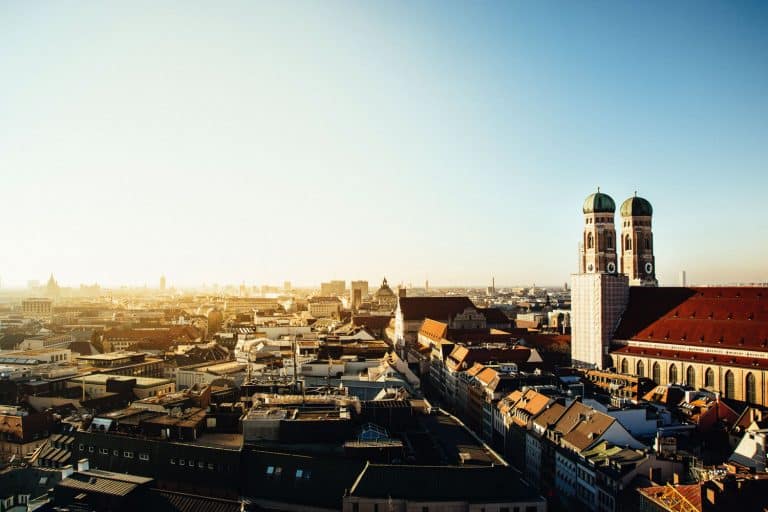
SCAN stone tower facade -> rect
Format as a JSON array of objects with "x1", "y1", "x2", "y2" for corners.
[
  {"x1": 579, "y1": 191, "x2": 619, "y2": 275},
  {"x1": 571, "y1": 190, "x2": 630, "y2": 369},
  {"x1": 619, "y1": 195, "x2": 658, "y2": 287}
]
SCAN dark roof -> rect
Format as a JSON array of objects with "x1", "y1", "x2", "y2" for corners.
[
  {"x1": 614, "y1": 287, "x2": 768, "y2": 352},
  {"x1": 240, "y1": 449, "x2": 365, "y2": 510},
  {"x1": 351, "y1": 315, "x2": 393, "y2": 330},
  {"x1": 69, "y1": 341, "x2": 99, "y2": 356},
  {"x1": 145, "y1": 489, "x2": 243, "y2": 512},
  {"x1": 398, "y1": 297, "x2": 474, "y2": 321},
  {"x1": 620, "y1": 195, "x2": 653, "y2": 217},
  {"x1": 349, "y1": 464, "x2": 541, "y2": 503},
  {"x1": 583, "y1": 191, "x2": 616, "y2": 214},
  {"x1": 477, "y1": 307, "x2": 511, "y2": 325}
]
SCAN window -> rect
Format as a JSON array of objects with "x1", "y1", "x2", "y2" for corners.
[
  {"x1": 686, "y1": 366, "x2": 696, "y2": 387},
  {"x1": 274, "y1": 467, "x2": 283, "y2": 479},
  {"x1": 625, "y1": 235, "x2": 631, "y2": 250},
  {"x1": 637, "y1": 360, "x2": 644, "y2": 377},
  {"x1": 725, "y1": 371, "x2": 735, "y2": 399},
  {"x1": 113, "y1": 449, "x2": 119, "y2": 456},
  {"x1": 295, "y1": 469, "x2": 303, "y2": 479},
  {"x1": 170, "y1": 458, "x2": 176, "y2": 465},
  {"x1": 88, "y1": 446, "x2": 94, "y2": 453},
  {"x1": 668, "y1": 364, "x2": 678, "y2": 384},
  {"x1": 652, "y1": 362, "x2": 661, "y2": 384},
  {"x1": 139, "y1": 453, "x2": 149, "y2": 461},
  {"x1": 123, "y1": 451, "x2": 134, "y2": 459},
  {"x1": 645, "y1": 237, "x2": 651, "y2": 250},
  {"x1": 746, "y1": 373, "x2": 757, "y2": 404},
  {"x1": 620, "y1": 359, "x2": 628, "y2": 374},
  {"x1": 587, "y1": 233, "x2": 594, "y2": 249},
  {"x1": 705, "y1": 368, "x2": 715, "y2": 388},
  {"x1": 607, "y1": 234, "x2": 613, "y2": 249},
  {"x1": 78, "y1": 444, "x2": 84, "y2": 451},
  {"x1": 198, "y1": 461, "x2": 204, "y2": 469},
  {"x1": 99, "y1": 448, "x2": 109, "y2": 455},
  {"x1": 266, "y1": 466, "x2": 274, "y2": 475},
  {"x1": 207, "y1": 463, "x2": 214, "y2": 470},
  {"x1": 188, "y1": 460, "x2": 194, "y2": 468}
]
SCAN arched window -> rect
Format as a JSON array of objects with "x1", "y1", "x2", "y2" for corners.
[
  {"x1": 587, "y1": 233, "x2": 594, "y2": 249},
  {"x1": 746, "y1": 373, "x2": 757, "y2": 404},
  {"x1": 645, "y1": 237, "x2": 651, "y2": 250},
  {"x1": 625, "y1": 236, "x2": 632, "y2": 250},
  {"x1": 621, "y1": 359, "x2": 628, "y2": 374},
  {"x1": 652, "y1": 363, "x2": 661, "y2": 384},
  {"x1": 607, "y1": 234, "x2": 613, "y2": 249},
  {"x1": 724, "y1": 370, "x2": 735, "y2": 399},
  {"x1": 636, "y1": 360, "x2": 645, "y2": 378},
  {"x1": 705, "y1": 368, "x2": 715, "y2": 388},
  {"x1": 686, "y1": 366, "x2": 696, "y2": 388},
  {"x1": 669, "y1": 364, "x2": 678, "y2": 384}
]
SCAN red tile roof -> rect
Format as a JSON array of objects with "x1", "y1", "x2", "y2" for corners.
[
  {"x1": 637, "y1": 484, "x2": 702, "y2": 512},
  {"x1": 615, "y1": 287, "x2": 768, "y2": 352},
  {"x1": 419, "y1": 319, "x2": 449, "y2": 342}
]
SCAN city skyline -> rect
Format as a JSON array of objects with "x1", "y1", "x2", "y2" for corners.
[{"x1": 2, "y1": 2, "x2": 767, "y2": 287}]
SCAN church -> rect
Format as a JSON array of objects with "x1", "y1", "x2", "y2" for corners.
[{"x1": 571, "y1": 190, "x2": 768, "y2": 407}]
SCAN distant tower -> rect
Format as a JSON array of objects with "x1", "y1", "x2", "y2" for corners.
[
  {"x1": 46, "y1": 274, "x2": 60, "y2": 298},
  {"x1": 619, "y1": 193, "x2": 657, "y2": 286},
  {"x1": 425, "y1": 279, "x2": 429, "y2": 293},
  {"x1": 492, "y1": 277, "x2": 495, "y2": 293},
  {"x1": 571, "y1": 190, "x2": 629, "y2": 369},
  {"x1": 680, "y1": 271, "x2": 686, "y2": 287},
  {"x1": 159, "y1": 275, "x2": 166, "y2": 291}
]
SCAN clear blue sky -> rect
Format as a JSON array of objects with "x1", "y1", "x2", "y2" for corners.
[{"x1": 1, "y1": 1, "x2": 767, "y2": 288}]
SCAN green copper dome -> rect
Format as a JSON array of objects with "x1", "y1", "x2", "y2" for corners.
[
  {"x1": 620, "y1": 195, "x2": 653, "y2": 217},
  {"x1": 582, "y1": 191, "x2": 616, "y2": 214}
]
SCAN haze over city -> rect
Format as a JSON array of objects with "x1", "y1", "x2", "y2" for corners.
[{"x1": 2, "y1": 1, "x2": 767, "y2": 287}]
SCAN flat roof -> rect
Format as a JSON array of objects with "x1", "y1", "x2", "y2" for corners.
[
  {"x1": 76, "y1": 351, "x2": 143, "y2": 360},
  {"x1": 73, "y1": 374, "x2": 172, "y2": 387}
]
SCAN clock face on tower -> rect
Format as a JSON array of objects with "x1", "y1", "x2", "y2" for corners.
[
  {"x1": 607, "y1": 262, "x2": 616, "y2": 273},
  {"x1": 645, "y1": 262, "x2": 653, "y2": 274}
]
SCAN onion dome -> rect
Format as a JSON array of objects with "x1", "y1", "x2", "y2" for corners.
[
  {"x1": 620, "y1": 194, "x2": 653, "y2": 217},
  {"x1": 583, "y1": 190, "x2": 616, "y2": 214}
]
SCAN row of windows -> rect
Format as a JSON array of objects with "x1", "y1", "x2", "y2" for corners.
[
  {"x1": 265, "y1": 465, "x2": 312, "y2": 480},
  {"x1": 170, "y1": 458, "x2": 216, "y2": 470},
  {"x1": 622, "y1": 359, "x2": 759, "y2": 404},
  {"x1": 78, "y1": 445, "x2": 149, "y2": 461}
]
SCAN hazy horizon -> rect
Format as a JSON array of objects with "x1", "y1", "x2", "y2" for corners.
[{"x1": 2, "y1": 2, "x2": 767, "y2": 288}]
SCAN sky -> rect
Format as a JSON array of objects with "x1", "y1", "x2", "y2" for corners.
[{"x1": 1, "y1": 1, "x2": 767, "y2": 288}]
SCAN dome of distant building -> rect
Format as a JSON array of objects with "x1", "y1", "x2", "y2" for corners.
[
  {"x1": 375, "y1": 278, "x2": 395, "y2": 299},
  {"x1": 620, "y1": 195, "x2": 653, "y2": 217},
  {"x1": 583, "y1": 191, "x2": 616, "y2": 214}
]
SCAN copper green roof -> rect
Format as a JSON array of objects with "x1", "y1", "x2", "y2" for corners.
[
  {"x1": 583, "y1": 191, "x2": 616, "y2": 214},
  {"x1": 620, "y1": 195, "x2": 653, "y2": 216}
]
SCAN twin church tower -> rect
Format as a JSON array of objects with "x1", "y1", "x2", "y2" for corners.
[{"x1": 571, "y1": 190, "x2": 657, "y2": 369}]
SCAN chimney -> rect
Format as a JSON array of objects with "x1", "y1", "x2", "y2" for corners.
[{"x1": 61, "y1": 464, "x2": 74, "y2": 479}]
